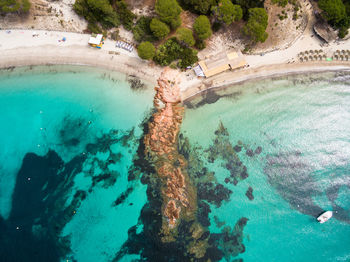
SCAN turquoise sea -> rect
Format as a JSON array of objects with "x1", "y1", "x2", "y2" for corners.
[{"x1": 0, "y1": 66, "x2": 349, "y2": 262}]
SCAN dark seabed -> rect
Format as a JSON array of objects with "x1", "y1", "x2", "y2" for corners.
[{"x1": 0, "y1": 67, "x2": 349, "y2": 262}]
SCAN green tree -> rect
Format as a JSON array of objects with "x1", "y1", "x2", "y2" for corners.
[
  {"x1": 243, "y1": 7, "x2": 268, "y2": 43},
  {"x1": 74, "y1": 0, "x2": 119, "y2": 29},
  {"x1": 318, "y1": 0, "x2": 346, "y2": 25},
  {"x1": 133, "y1": 16, "x2": 155, "y2": 42},
  {"x1": 137, "y1": 41, "x2": 156, "y2": 60},
  {"x1": 0, "y1": 0, "x2": 30, "y2": 13},
  {"x1": 193, "y1": 15, "x2": 212, "y2": 40},
  {"x1": 176, "y1": 27, "x2": 195, "y2": 46},
  {"x1": 181, "y1": 0, "x2": 216, "y2": 14},
  {"x1": 232, "y1": 0, "x2": 264, "y2": 20},
  {"x1": 212, "y1": 0, "x2": 243, "y2": 25},
  {"x1": 150, "y1": 18, "x2": 170, "y2": 39},
  {"x1": 114, "y1": 0, "x2": 135, "y2": 30},
  {"x1": 155, "y1": 0, "x2": 182, "y2": 28}
]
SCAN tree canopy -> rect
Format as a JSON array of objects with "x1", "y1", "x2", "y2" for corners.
[
  {"x1": 155, "y1": 0, "x2": 182, "y2": 28},
  {"x1": 176, "y1": 27, "x2": 195, "y2": 46},
  {"x1": 180, "y1": 0, "x2": 216, "y2": 14},
  {"x1": 0, "y1": 0, "x2": 30, "y2": 13},
  {"x1": 133, "y1": 16, "x2": 155, "y2": 42},
  {"x1": 193, "y1": 15, "x2": 212, "y2": 40},
  {"x1": 150, "y1": 18, "x2": 170, "y2": 39},
  {"x1": 318, "y1": 0, "x2": 346, "y2": 25},
  {"x1": 113, "y1": 0, "x2": 136, "y2": 30},
  {"x1": 153, "y1": 38, "x2": 198, "y2": 68},
  {"x1": 74, "y1": 0, "x2": 120, "y2": 29},
  {"x1": 137, "y1": 41, "x2": 156, "y2": 60},
  {"x1": 212, "y1": 0, "x2": 243, "y2": 24},
  {"x1": 243, "y1": 8, "x2": 268, "y2": 43}
]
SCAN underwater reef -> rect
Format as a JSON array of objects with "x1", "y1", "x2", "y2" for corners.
[{"x1": 115, "y1": 69, "x2": 251, "y2": 261}]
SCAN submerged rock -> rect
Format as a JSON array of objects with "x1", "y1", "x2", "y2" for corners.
[{"x1": 245, "y1": 186, "x2": 254, "y2": 201}]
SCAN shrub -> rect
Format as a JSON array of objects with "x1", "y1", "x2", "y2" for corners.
[
  {"x1": 0, "y1": 0, "x2": 30, "y2": 13},
  {"x1": 195, "y1": 39, "x2": 206, "y2": 49},
  {"x1": 318, "y1": 0, "x2": 346, "y2": 25},
  {"x1": 153, "y1": 38, "x2": 198, "y2": 68},
  {"x1": 212, "y1": 0, "x2": 243, "y2": 24},
  {"x1": 193, "y1": 15, "x2": 212, "y2": 40},
  {"x1": 114, "y1": 0, "x2": 136, "y2": 31},
  {"x1": 176, "y1": 27, "x2": 195, "y2": 46},
  {"x1": 132, "y1": 16, "x2": 155, "y2": 42},
  {"x1": 155, "y1": 0, "x2": 182, "y2": 28},
  {"x1": 138, "y1": 41, "x2": 156, "y2": 60},
  {"x1": 243, "y1": 8, "x2": 268, "y2": 43},
  {"x1": 178, "y1": 48, "x2": 198, "y2": 68},
  {"x1": 150, "y1": 18, "x2": 170, "y2": 39},
  {"x1": 74, "y1": 0, "x2": 120, "y2": 29},
  {"x1": 271, "y1": 0, "x2": 288, "y2": 7},
  {"x1": 181, "y1": 0, "x2": 216, "y2": 14}
]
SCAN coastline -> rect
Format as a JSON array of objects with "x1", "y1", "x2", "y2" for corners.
[
  {"x1": 2, "y1": 30, "x2": 350, "y2": 103},
  {"x1": 0, "y1": 44, "x2": 159, "y2": 85},
  {"x1": 181, "y1": 62, "x2": 350, "y2": 101}
]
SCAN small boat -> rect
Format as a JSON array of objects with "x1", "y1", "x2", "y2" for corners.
[{"x1": 317, "y1": 211, "x2": 333, "y2": 223}]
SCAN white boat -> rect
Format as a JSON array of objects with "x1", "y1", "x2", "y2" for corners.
[{"x1": 317, "y1": 211, "x2": 333, "y2": 223}]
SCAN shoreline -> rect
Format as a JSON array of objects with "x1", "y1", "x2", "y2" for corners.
[
  {"x1": 181, "y1": 62, "x2": 350, "y2": 101},
  {"x1": 0, "y1": 44, "x2": 159, "y2": 85}
]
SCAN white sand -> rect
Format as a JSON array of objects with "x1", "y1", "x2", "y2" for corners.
[{"x1": 1, "y1": 28, "x2": 350, "y2": 100}]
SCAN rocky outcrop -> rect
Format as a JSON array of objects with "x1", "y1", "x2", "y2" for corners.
[{"x1": 144, "y1": 68, "x2": 194, "y2": 229}]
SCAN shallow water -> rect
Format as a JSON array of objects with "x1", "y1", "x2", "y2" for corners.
[
  {"x1": 0, "y1": 67, "x2": 349, "y2": 262},
  {"x1": 182, "y1": 71, "x2": 350, "y2": 261}
]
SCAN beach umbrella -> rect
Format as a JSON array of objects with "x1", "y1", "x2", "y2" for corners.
[
  {"x1": 309, "y1": 56, "x2": 313, "y2": 60},
  {"x1": 315, "y1": 50, "x2": 319, "y2": 54},
  {"x1": 342, "y1": 50, "x2": 346, "y2": 54},
  {"x1": 300, "y1": 57, "x2": 304, "y2": 62},
  {"x1": 345, "y1": 55, "x2": 349, "y2": 60},
  {"x1": 310, "y1": 50, "x2": 314, "y2": 54},
  {"x1": 335, "y1": 55, "x2": 339, "y2": 60},
  {"x1": 299, "y1": 52, "x2": 304, "y2": 56},
  {"x1": 305, "y1": 57, "x2": 308, "y2": 61},
  {"x1": 314, "y1": 55, "x2": 318, "y2": 59},
  {"x1": 305, "y1": 50, "x2": 309, "y2": 54},
  {"x1": 323, "y1": 54, "x2": 327, "y2": 58},
  {"x1": 340, "y1": 55, "x2": 344, "y2": 60},
  {"x1": 319, "y1": 49, "x2": 322, "y2": 53},
  {"x1": 319, "y1": 55, "x2": 322, "y2": 60}
]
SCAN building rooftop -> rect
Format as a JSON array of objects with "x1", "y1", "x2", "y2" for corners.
[
  {"x1": 196, "y1": 51, "x2": 247, "y2": 78},
  {"x1": 88, "y1": 34, "x2": 103, "y2": 45}
]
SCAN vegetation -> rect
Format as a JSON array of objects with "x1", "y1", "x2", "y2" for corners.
[
  {"x1": 150, "y1": 18, "x2": 170, "y2": 39},
  {"x1": 153, "y1": 38, "x2": 198, "y2": 68},
  {"x1": 155, "y1": 0, "x2": 182, "y2": 29},
  {"x1": 180, "y1": 0, "x2": 216, "y2": 14},
  {"x1": 212, "y1": 0, "x2": 242, "y2": 25},
  {"x1": 243, "y1": 8, "x2": 268, "y2": 43},
  {"x1": 132, "y1": 16, "x2": 155, "y2": 42},
  {"x1": 319, "y1": 0, "x2": 346, "y2": 24},
  {"x1": 318, "y1": 0, "x2": 350, "y2": 38},
  {"x1": 231, "y1": 0, "x2": 264, "y2": 20},
  {"x1": 271, "y1": 0, "x2": 288, "y2": 7},
  {"x1": 193, "y1": 15, "x2": 212, "y2": 40},
  {"x1": 176, "y1": 27, "x2": 195, "y2": 46},
  {"x1": 137, "y1": 41, "x2": 156, "y2": 60},
  {"x1": 74, "y1": 0, "x2": 120, "y2": 31},
  {"x1": 113, "y1": 0, "x2": 136, "y2": 30},
  {"x1": 0, "y1": 0, "x2": 30, "y2": 13}
]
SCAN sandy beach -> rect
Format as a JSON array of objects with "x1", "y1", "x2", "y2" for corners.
[{"x1": 2, "y1": 28, "x2": 350, "y2": 100}]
